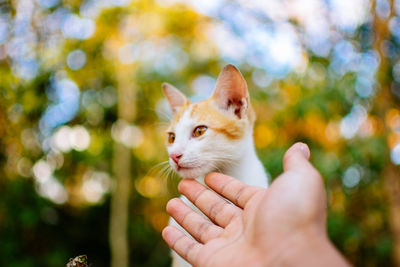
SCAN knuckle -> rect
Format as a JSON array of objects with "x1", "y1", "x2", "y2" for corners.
[
  {"x1": 234, "y1": 185, "x2": 246, "y2": 205},
  {"x1": 217, "y1": 203, "x2": 237, "y2": 224},
  {"x1": 220, "y1": 179, "x2": 234, "y2": 196},
  {"x1": 193, "y1": 188, "x2": 207, "y2": 206},
  {"x1": 184, "y1": 241, "x2": 196, "y2": 260},
  {"x1": 208, "y1": 201, "x2": 224, "y2": 221},
  {"x1": 197, "y1": 222, "x2": 211, "y2": 242},
  {"x1": 172, "y1": 234, "x2": 185, "y2": 251},
  {"x1": 180, "y1": 209, "x2": 191, "y2": 225}
]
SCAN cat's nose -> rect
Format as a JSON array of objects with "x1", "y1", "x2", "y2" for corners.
[{"x1": 170, "y1": 153, "x2": 183, "y2": 164}]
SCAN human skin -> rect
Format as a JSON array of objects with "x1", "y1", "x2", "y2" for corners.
[{"x1": 162, "y1": 142, "x2": 351, "y2": 267}]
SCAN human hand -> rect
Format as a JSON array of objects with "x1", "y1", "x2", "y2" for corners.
[{"x1": 162, "y1": 143, "x2": 350, "y2": 267}]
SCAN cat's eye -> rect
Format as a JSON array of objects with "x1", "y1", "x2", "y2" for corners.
[
  {"x1": 193, "y1": 126, "x2": 208, "y2": 137},
  {"x1": 168, "y1": 132, "x2": 175, "y2": 144}
]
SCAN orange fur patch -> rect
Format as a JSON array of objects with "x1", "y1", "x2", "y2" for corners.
[
  {"x1": 188, "y1": 99, "x2": 254, "y2": 140},
  {"x1": 167, "y1": 97, "x2": 256, "y2": 140},
  {"x1": 168, "y1": 102, "x2": 191, "y2": 131}
]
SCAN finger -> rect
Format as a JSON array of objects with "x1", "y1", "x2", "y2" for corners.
[
  {"x1": 178, "y1": 179, "x2": 242, "y2": 227},
  {"x1": 166, "y1": 198, "x2": 223, "y2": 243},
  {"x1": 162, "y1": 226, "x2": 202, "y2": 264},
  {"x1": 283, "y1": 142, "x2": 312, "y2": 172},
  {"x1": 204, "y1": 173, "x2": 263, "y2": 209},
  {"x1": 282, "y1": 142, "x2": 322, "y2": 180},
  {"x1": 281, "y1": 142, "x2": 326, "y2": 220}
]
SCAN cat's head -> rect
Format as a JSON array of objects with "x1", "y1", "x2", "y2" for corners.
[{"x1": 162, "y1": 64, "x2": 255, "y2": 179}]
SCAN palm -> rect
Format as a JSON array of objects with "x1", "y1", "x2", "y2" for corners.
[
  {"x1": 165, "y1": 174, "x2": 306, "y2": 266},
  {"x1": 195, "y1": 172, "x2": 324, "y2": 266},
  {"x1": 167, "y1": 181, "x2": 267, "y2": 267}
]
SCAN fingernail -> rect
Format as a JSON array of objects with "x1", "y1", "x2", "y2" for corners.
[{"x1": 298, "y1": 142, "x2": 310, "y2": 159}]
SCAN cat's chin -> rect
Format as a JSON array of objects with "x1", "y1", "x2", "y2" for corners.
[{"x1": 174, "y1": 166, "x2": 208, "y2": 179}]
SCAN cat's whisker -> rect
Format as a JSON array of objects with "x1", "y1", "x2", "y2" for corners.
[
  {"x1": 146, "y1": 161, "x2": 172, "y2": 181},
  {"x1": 150, "y1": 160, "x2": 169, "y2": 170},
  {"x1": 165, "y1": 167, "x2": 177, "y2": 181},
  {"x1": 161, "y1": 164, "x2": 173, "y2": 179},
  {"x1": 159, "y1": 164, "x2": 169, "y2": 176},
  {"x1": 146, "y1": 160, "x2": 169, "y2": 174},
  {"x1": 156, "y1": 161, "x2": 178, "y2": 182}
]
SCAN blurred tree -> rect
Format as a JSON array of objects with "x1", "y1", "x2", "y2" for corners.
[{"x1": 109, "y1": 65, "x2": 136, "y2": 267}]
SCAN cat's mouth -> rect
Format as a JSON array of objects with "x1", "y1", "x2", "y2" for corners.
[
  {"x1": 176, "y1": 163, "x2": 196, "y2": 171},
  {"x1": 168, "y1": 157, "x2": 209, "y2": 178}
]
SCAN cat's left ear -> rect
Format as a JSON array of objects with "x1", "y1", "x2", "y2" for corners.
[
  {"x1": 212, "y1": 64, "x2": 249, "y2": 119},
  {"x1": 162, "y1": 83, "x2": 190, "y2": 114}
]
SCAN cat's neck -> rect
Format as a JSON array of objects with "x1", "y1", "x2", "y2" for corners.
[
  {"x1": 196, "y1": 132, "x2": 269, "y2": 188},
  {"x1": 224, "y1": 133, "x2": 269, "y2": 187}
]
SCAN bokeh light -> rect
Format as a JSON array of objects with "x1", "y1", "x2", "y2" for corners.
[
  {"x1": 342, "y1": 165, "x2": 362, "y2": 188},
  {"x1": 81, "y1": 171, "x2": 112, "y2": 203},
  {"x1": 111, "y1": 120, "x2": 143, "y2": 148},
  {"x1": 391, "y1": 144, "x2": 400, "y2": 165},
  {"x1": 67, "y1": 49, "x2": 87, "y2": 70}
]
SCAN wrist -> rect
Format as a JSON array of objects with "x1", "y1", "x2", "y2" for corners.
[{"x1": 266, "y1": 228, "x2": 350, "y2": 267}]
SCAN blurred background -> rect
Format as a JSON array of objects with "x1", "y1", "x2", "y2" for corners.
[{"x1": 0, "y1": 0, "x2": 400, "y2": 266}]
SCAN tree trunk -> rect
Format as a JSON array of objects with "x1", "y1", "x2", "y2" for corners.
[{"x1": 109, "y1": 65, "x2": 136, "y2": 267}]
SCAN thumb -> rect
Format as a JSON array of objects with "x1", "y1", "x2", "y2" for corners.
[
  {"x1": 282, "y1": 143, "x2": 325, "y2": 205},
  {"x1": 283, "y1": 142, "x2": 311, "y2": 172},
  {"x1": 282, "y1": 142, "x2": 324, "y2": 190},
  {"x1": 281, "y1": 143, "x2": 327, "y2": 225}
]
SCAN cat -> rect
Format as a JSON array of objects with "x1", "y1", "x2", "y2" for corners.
[{"x1": 162, "y1": 64, "x2": 268, "y2": 267}]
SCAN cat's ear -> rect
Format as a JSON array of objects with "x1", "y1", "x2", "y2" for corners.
[
  {"x1": 212, "y1": 64, "x2": 249, "y2": 119},
  {"x1": 162, "y1": 83, "x2": 190, "y2": 114}
]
